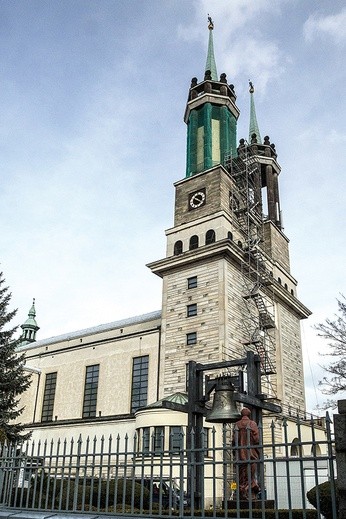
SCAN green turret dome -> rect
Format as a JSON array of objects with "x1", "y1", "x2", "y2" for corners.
[{"x1": 19, "y1": 299, "x2": 39, "y2": 345}]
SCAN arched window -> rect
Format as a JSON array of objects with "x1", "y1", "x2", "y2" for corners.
[
  {"x1": 291, "y1": 438, "x2": 303, "y2": 457},
  {"x1": 227, "y1": 231, "x2": 233, "y2": 241},
  {"x1": 189, "y1": 235, "x2": 199, "y2": 250},
  {"x1": 284, "y1": 283, "x2": 288, "y2": 290},
  {"x1": 174, "y1": 240, "x2": 183, "y2": 255},
  {"x1": 238, "y1": 240, "x2": 242, "y2": 249},
  {"x1": 278, "y1": 277, "x2": 282, "y2": 284},
  {"x1": 311, "y1": 444, "x2": 321, "y2": 456},
  {"x1": 205, "y1": 229, "x2": 216, "y2": 245}
]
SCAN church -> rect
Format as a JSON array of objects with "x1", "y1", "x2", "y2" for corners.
[{"x1": 17, "y1": 19, "x2": 323, "y2": 451}]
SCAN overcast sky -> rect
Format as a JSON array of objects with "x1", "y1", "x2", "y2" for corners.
[{"x1": 1, "y1": 1, "x2": 345, "y2": 413}]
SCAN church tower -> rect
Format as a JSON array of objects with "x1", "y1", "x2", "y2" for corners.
[
  {"x1": 148, "y1": 20, "x2": 310, "y2": 416},
  {"x1": 186, "y1": 17, "x2": 238, "y2": 177}
]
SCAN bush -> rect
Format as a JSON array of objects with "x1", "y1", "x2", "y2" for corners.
[
  {"x1": 11, "y1": 475, "x2": 150, "y2": 511},
  {"x1": 306, "y1": 480, "x2": 338, "y2": 519},
  {"x1": 96, "y1": 478, "x2": 150, "y2": 510}
]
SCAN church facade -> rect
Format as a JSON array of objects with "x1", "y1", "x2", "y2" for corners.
[{"x1": 17, "y1": 21, "x2": 323, "y2": 452}]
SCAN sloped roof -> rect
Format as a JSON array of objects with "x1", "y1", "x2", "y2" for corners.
[
  {"x1": 145, "y1": 392, "x2": 188, "y2": 409},
  {"x1": 17, "y1": 310, "x2": 162, "y2": 351}
]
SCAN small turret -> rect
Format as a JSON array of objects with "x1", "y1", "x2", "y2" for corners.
[
  {"x1": 245, "y1": 83, "x2": 282, "y2": 229},
  {"x1": 19, "y1": 299, "x2": 39, "y2": 345}
]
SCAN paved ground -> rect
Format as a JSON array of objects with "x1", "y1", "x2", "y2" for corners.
[{"x1": 0, "y1": 512, "x2": 142, "y2": 519}]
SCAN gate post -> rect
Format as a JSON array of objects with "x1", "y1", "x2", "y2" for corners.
[{"x1": 335, "y1": 399, "x2": 346, "y2": 518}]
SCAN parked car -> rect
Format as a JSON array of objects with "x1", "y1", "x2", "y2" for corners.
[{"x1": 135, "y1": 477, "x2": 188, "y2": 509}]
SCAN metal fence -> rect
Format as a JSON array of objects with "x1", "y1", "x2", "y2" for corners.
[{"x1": 0, "y1": 415, "x2": 337, "y2": 519}]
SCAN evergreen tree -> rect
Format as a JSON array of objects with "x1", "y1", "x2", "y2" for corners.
[
  {"x1": 0, "y1": 272, "x2": 31, "y2": 442},
  {"x1": 315, "y1": 295, "x2": 346, "y2": 408}
]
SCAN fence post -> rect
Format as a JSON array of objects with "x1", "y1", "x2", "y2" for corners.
[{"x1": 335, "y1": 399, "x2": 346, "y2": 518}]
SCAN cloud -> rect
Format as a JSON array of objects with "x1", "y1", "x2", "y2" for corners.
[
  {"x1": 178, "y1": 0, "x2": 287, "y2": 95},
  {"x1": 178, "y1": 0, "x2": 284, "y2": 41},
  {"x1": 179, "y1": 0, "x2": 284, "y2": 40},
  {"x1": 222, "y1": 38, "x2": 284, "y2": 94},
  {"x1": 304, "y1": 8, "x2": 346, "y2": 44}
]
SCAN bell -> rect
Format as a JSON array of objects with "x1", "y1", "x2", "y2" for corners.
[{"x1": 206, "y1": 376, "x2": 241, "y2": 423}]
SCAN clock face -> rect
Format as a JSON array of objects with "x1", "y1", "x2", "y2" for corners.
[{"x1": 189, "y1": 189, "x2": 206, "y2": 210}]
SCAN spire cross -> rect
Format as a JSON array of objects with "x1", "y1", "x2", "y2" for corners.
[{"x1": 208, "y1": 15, "x2": 214, "y2": 30}]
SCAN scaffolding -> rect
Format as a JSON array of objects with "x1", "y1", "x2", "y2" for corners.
[{"x1": 225, "y1": 142, "x2": 277, "y2": 400}]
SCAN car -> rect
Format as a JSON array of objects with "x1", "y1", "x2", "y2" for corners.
[{"x1": 135, "y1": 477, "x2": 189, "y2": 509}]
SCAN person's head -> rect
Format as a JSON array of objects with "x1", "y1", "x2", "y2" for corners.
[{"x1": 241, "y1": 407, "x2": 251, "y2": 418}]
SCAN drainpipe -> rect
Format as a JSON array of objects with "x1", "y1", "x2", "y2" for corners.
[{"x1": 156, "y1": 326, "x2": 161, "y2": 402}]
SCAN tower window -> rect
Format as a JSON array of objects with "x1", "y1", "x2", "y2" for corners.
[
  {"x1": 187, "y1": 332, "x2": 197, "y2": 345},
  {"x1": 228, "y1": 231, "x2": 233, "y2": 241},
  {"x1": 41, "y1": 372, "x2": 57, "y2": 422},
  {"x1": 205, "y1": 229, "x2": 216, "y2": 245},
  {"x1": 174, "y1": 240, "x2": 183, "y2": 255},
  {"x1": 189, "y1": 235, "x2": 199, "y2": 250},
  {"x1": 230, "y1": 192, "x2": 240, "y2": 212},
  {"x1": 82, "y1": 365, "x2": 99, "y2": 418},
  {"x1": 278, "y1": 277, "x2": 282, "y2": 284},
  {"x1": 237, "y1": 240, "x2": 243, "y2": 249},
  {"x1": 187, "y1": 303, "x2": 197, "y2": 317},
  {"x1": 131, "y1": 355, "x2": 149, "y2": 413},
  {"x1": 188, "y1": 276, "x2": 197, "y2": 289}
]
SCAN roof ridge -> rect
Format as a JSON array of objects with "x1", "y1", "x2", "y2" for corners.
[{"x1": 17, "y1": 309, "x2": 162, "y2": 350}]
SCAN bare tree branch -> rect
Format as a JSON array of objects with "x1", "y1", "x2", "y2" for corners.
[{"x1": 314, "y1": 295, "x2": 346, "y2": 408}]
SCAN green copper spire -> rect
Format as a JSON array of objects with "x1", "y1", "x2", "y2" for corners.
[
  {"x1": 205, "y1": 16, "x2": 218, "y2": 81},
  {"x1": 249, "y1": 81, "x2": 262, "y2": 144},
  {"x1": 19, "y1": 298, "x2": 39, "y2": 345},
  {"x1": 185, "y1": 18, "x2": 239, "y2": 176}
]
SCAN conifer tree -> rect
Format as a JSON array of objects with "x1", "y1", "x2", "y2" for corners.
[{"x1": 0, "y1": 272, "x2": 31, "y2": 442}]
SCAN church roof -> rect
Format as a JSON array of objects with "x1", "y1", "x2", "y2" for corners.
[{"x1": 17, "y1": 309, "x2": 161, "y2": 350}]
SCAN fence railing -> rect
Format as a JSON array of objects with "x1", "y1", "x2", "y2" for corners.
[{"x1": 0, "y1": 415, "x2": 338, "y2": 519}]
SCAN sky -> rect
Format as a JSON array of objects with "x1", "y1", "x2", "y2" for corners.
[{"x1": 1, "y1": 0, "x2": 345, "y2": 413}]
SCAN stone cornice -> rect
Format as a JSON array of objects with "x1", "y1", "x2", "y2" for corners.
[
  {"x1": 147, "y1": 239, "x2": 311, "y2": 320},
  {"x1": 184, "y1": 92, "x2": 240, "y2": 123}
]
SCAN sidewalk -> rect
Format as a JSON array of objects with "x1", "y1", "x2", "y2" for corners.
[{"x1": 0, "y1": 512, "x2": 141, "y2": 519}]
